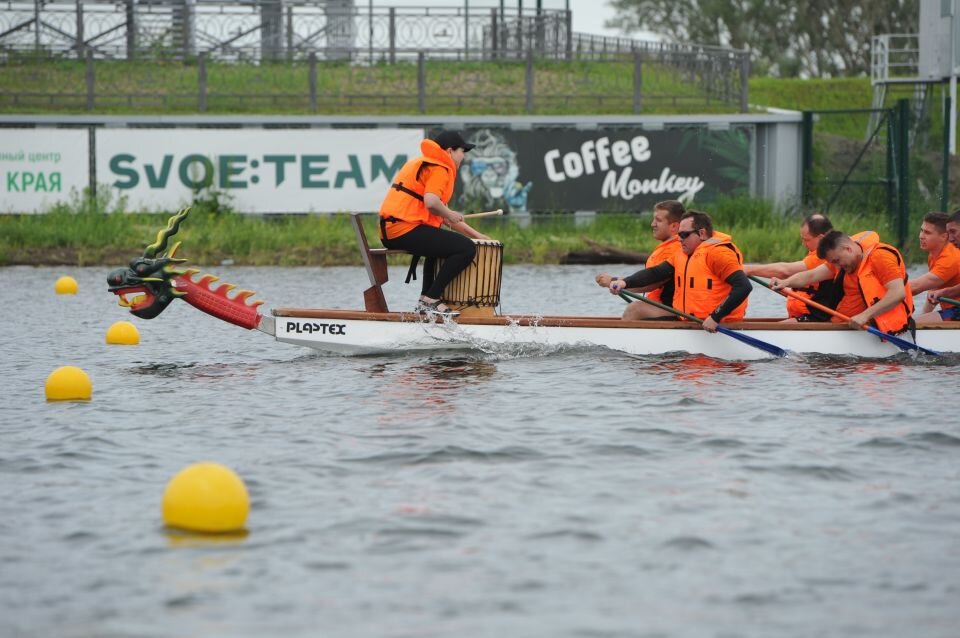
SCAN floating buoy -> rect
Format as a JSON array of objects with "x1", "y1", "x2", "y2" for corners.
[
  {"x1": 105, "y1": 320, "x2": 140, "y2": 345},
  {"x1": 162, "y1": 462, "x2": 250, "y2": 533},
  {"x1": 54, "y1": 275, "x2": 78, "y2": 295},
  {"x1": 45, "y1": 366, "x2": 92, "y2": 401}
]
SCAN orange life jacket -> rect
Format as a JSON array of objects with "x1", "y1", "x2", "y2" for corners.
[
  {"x1": 850, "y1": 232, "x2": 913, "y2": 334},
  {"x1": 789, "y1": 231, "x2": 876, "y2": 318},
  {"x1": 646, "y1": 236, "x2": 682, "y2": 305},
  {"x1": 928, "y1": 242, "x2": 960, "y2": 310},
  {"x1": 378, "y1": 139, "x2": 457, "y2": 239},
  {"x1": 671, "y1": 231, "x2": 748, "y2": 322},
  {"x1": 786, "y1": 251, "x2": 826, "y2": 317}
]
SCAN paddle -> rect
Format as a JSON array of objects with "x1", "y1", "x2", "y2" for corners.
[
  {"x1": 748, "y1": 274, "x2": 940, "y2": 356},
  {"x1": 617, "y1": 289, "x2": 788, "y2": 358},
  {"x1": 939, "y1": 296, "x2": 960, "y2": 306}
]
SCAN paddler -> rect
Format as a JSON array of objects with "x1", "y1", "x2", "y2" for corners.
[
  {"x1": 608, "y1": 210, "x2": 751, "y2": 332},
  {"x1": 771, "y1": 230, "x2": 913, "y2": 333},
  {"x1": 913, "y1": 210, "x2": 960, "y2": 323},
  {"x1": 745, "y1": 213, "x2": 841, "y2": 321},
  {"x1": 595, "y1": 199, "x2": 685, "y2": 320},
  {"x1": 379, "y1": 130, "x2": 490, "y2": 318}
]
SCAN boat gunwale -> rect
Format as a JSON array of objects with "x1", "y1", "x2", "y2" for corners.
[{"x1": 271, "y1": 308, "x2": 960, "y2": 332}]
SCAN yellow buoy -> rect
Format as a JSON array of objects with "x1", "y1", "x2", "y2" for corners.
[
  {"x1": 105, "y1": 320, "x2": 140, "y2": 345},
  {"x1": 162, "y1": 462, "x2": 250, "y2": 533},
  {"x1": 45, "y1": 366, "x2": 92, "y2": 401},
  {"x1": 54, "y1": 275, "x2": 79, "y2": 295}
]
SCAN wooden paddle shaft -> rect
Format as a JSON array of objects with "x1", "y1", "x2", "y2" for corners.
[
  {"x1": 463, "y1": 209, "x2": 504, "y2": 219},
  {"x1": 753, "y1": 276, "x2": 851, "y2": 321}
]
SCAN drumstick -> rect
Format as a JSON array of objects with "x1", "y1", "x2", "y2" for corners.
[{"x1": 463, "y1": 209, "x2": 503, "y2": 219}]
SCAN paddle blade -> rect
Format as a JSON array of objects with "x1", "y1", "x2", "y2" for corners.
[
  {"x1": 865, "y1": 326, "x2": 941, "y2": 356},
  {"x1": 716, "y1": 326, "x2": 788, "y2": 358}
]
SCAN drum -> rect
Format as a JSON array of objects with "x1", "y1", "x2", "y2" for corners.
[{"x1": 434, "y1": 239, "x2": 503, "y2": 316}]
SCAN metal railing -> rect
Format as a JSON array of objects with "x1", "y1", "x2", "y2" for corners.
[
  {"x1": 871, "y1": 34, "x2": 920, "y2": 85},
  {"x1": 0, "y1": 1, "x2": 750, "y2": 113}
]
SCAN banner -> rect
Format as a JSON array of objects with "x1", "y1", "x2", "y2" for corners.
[
  {"x1": 0, "y1": 129, "x2": 89, "y2": 213},
  {"x1": 452, "y1": 127, "x2": 753, "y2": 214},
  {"x1": 95, "y1": 128, "x2": 424, "y2": 213}
]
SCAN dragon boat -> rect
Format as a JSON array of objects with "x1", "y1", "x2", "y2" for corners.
[{"x1": 107, "y1": 209, "x2": 960, "y2": 361}]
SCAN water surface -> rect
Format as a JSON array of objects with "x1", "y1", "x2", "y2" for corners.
[{"x1": 1, "y1": 265, "x2": 957, "y2": 638}]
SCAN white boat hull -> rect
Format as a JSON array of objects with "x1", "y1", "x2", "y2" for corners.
[{"x1": 267, "y1": 309, "x2": 958, "y2": 360}]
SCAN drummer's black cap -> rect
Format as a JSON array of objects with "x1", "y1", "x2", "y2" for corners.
[{"x1": 433, "y1": 130, "x2": 475, "y2": 152}]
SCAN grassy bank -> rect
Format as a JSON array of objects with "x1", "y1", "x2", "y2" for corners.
[
  {"x1": 0, "y1": 56, "x2": 730, "y2": 116},
  {"x1": 0, "y1": 195, "x2": 906, "y2": 268}
]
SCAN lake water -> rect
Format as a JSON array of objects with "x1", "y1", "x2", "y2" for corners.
[{"x1": 1, "y1": 264, "x2": 958, "y2": 638}]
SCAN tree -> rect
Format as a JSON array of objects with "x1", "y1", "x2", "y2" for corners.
[{"x1": 605, "y1": 0, "x2": 919, "y2": 77}]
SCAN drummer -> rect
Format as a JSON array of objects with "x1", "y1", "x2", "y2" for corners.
[{"x1": 379, "y1": 130, "x2": 491, "y2": 318}]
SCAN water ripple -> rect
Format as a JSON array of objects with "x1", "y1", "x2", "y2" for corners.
[
  {"x1": 527, "y1": 529, "x2": 604, "y2": 542},
  {"x1": 661, "y1": 536, "x2": 714, "y2": 550},
  {"x1": 341, "y1": 445, "x2": 545, "y2": 465},
  {"x1": 908, "y1": 431, "x2": 960, "y2": 448},
  {"x1": 587, "y1": 444, "x2": 652, "y2": 457},
  {"x1": 744, "y1": 464, "x2": 858, "y2": 481}
]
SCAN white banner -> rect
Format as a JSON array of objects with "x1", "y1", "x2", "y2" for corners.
[
  {"x1": 0, "y1": 129, "x2": 90, "y2": 213},
  {"x1": 96, "y1": 128, "x2": 424, "y2": 213}
]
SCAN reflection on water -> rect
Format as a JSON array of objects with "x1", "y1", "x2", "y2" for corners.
[
  {"x1": 644, "y1": 354, "x2": 755, "y2": 383},
  {"x1": 364, "y1": 356, "x2": 499, "y2": 426},
  {"x1": 164, "y1": 528, "x2": 250, "y2": 549},
  {"x1": 131, "y1": 361, "x2": 264, "y2": 382}
]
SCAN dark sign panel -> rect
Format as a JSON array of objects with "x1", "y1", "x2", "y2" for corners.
[{"x1": 452, "y1": 127, "x2": 752, "y2": 214}]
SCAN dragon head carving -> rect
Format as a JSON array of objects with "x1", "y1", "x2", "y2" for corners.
[
  {"x1": 106, "y1": 208, "x2": 190, "y2": 319},
  {"x1": 107, "y1": 208, "x2": 265, "y2": 330}
]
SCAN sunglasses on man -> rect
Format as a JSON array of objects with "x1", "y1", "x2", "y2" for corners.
[{"x1": 678, "y1": 229, "x2": 700, "y2": 240}]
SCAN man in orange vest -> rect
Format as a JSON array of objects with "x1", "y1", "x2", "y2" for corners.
[
  {"x1": 948, "y1": 208, "x2": 960, "y2": 248},
  {"x1": 914, "y1": 211, "x2": 960, "y2": 322},
  {"x1": 595, "y1": 199, "x2": 685, "y2": 320},
  {"x1": 745, "y1": 213, "x2": 841, "y2": 320},
  {"x1": 608, "y1": 210, "x2": 751, "y2": 332},
  {"x1": 379, "y1": 131, "x2": 490, "y2": 317},
  {"x1": 771, "y1": 230, "x2": 913, "y2": 333}
]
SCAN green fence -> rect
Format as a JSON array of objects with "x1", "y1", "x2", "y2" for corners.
[{"x1": 802, "y1": 97, "x2": 955, "y2": 252}]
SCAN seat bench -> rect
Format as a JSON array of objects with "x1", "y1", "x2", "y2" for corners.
[{"x1": 350, "y1": 214, "x2": 411, "y2": 313}]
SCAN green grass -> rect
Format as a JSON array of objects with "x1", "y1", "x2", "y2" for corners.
[
  {"x1": 0, "y1": 54, "x2": 737, "y2": 116},
  {"x1": 1, "y1": 193, "x2": 908, "y2": 268},
  {"x1": 3, "y1": 54, "x2": 956, "y2": 137}
]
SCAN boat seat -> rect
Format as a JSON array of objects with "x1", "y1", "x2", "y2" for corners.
[{"x1": 350, "y1": 213, "x2": 409, "y2": 313}]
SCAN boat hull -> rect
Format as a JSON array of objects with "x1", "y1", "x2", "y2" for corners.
[{"x1": 269, "y1": 309, "x2": 958, "y2": 360}]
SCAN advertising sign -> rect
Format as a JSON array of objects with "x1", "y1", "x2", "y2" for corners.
[
  {"x1": 0, "y1": 129, "x2": 90, "y2": 213},
  {"x1": 453, "y1": 127, "x2": 753, "y2": 214},
  {"x1": 95, "y1": 128, "x2": 424, "y2": 213}
]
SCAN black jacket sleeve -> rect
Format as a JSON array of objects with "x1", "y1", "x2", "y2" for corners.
[
  {"x1": 622, "y1": 261, "x2": 674, "y2": 290},
  {"x1": 709, "y1": 270, "x2": 751, "y2": 322}
]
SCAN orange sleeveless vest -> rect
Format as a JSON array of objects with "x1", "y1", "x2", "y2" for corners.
[
  {"x1": 671, "y1": 232, "x2": 748, "y2": 322},
  {"x1": 646, "y1": 236, "x2": 681, "y2": 305},
  {"x1": 850, "y1": 232, "x2": 913, "y2": 334},
  {"x1": 378, "y1": 139, "x2": 457, "y2": 238}
]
